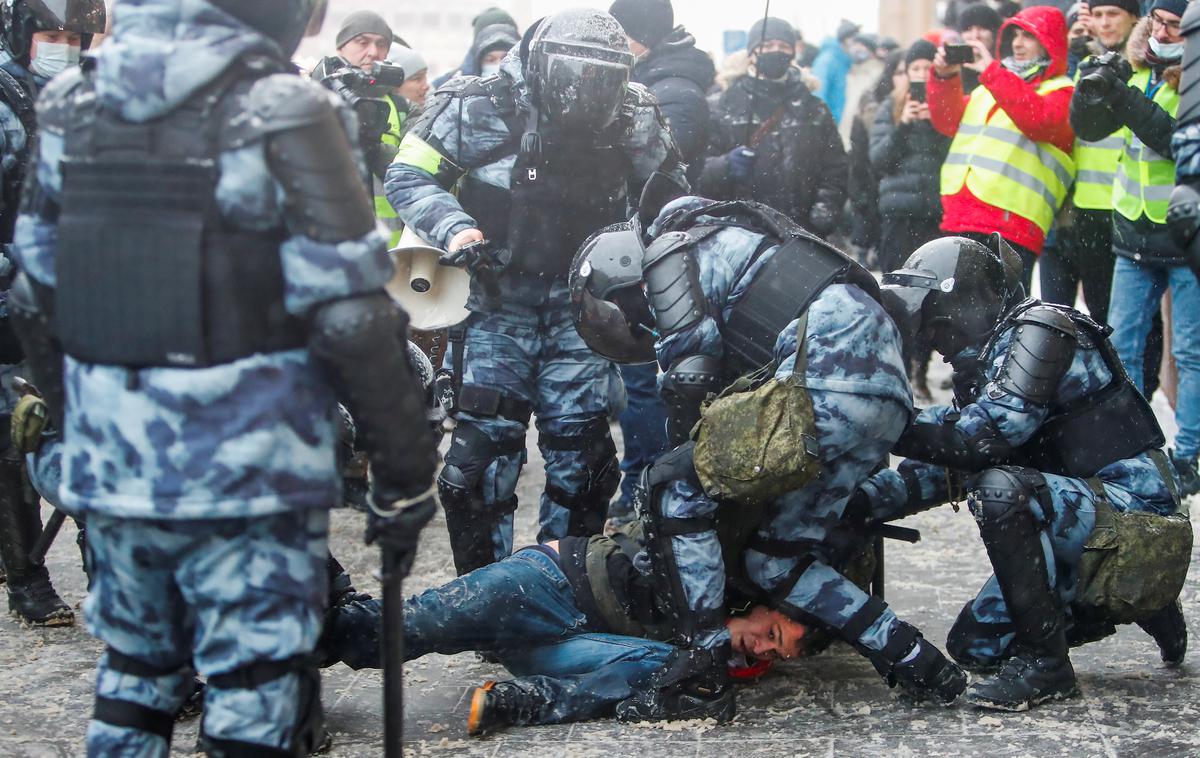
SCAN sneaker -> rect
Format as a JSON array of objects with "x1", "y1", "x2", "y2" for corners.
[
  {"x1": 467, "y1": 681, "x2": 547, "y2": 737},
  {"x1": 1170, "y1": 452, "x2": 1200, "y2": 498}
]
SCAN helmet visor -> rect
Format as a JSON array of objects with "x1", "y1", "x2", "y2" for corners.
[
  {"x1": 880, "y1": 269, "x2": 941, "y2": 352},
  {"x1": 27, "y1": 0, "x2": 105, "y2": 34},
  {"x1": 541, "y1": 53, "x2": 630, "y2": 130},
  {"x1": 572, "y1": 287, "x2": 658, "y2": 365}
]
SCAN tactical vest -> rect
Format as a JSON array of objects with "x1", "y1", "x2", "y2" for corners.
[
  {"x1": 960, "y1": 301, "x2": 1165, "y2": 478},
  {"x1": 54, "y1": 61, "x2": 305, "y2": 368},
  {"x1": 0, "y1": 67, "x2": 36, "y2": 245},
  {"x1": 941, "y1": 75, "x2": 1076, "y2": 234},
  {"x1": 654, "y1": 200, "x2": 882, "y2": 384},
  {"x1": 1113, "y1": 68, "x2": 1179, "y2": 224},
  {"x1": 452, "y1": 77, "x2": 634, "y2": 289}
]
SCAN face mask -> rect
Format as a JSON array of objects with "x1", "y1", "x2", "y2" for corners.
[
  {"x1": 1149, "y1": 37, "x2": 1185, "y2": 62},
  {"x1": 29, "y1": 42, "x2": 81, "y2": 80},
  {"x1": 755, "y1": 51, "x2": 792, "y2": 80},
  {"x1": 481, "y1": 63, "x2": 501, "y2": 77},
  {"x1": 851, "y1": 48, "x2": 872, "y2": 64}
]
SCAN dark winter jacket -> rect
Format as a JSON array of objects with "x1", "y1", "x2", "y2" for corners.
[
  {"x1": 700, "y1": 68, "x2": 847, "y2": 235},
  {"x1": 1073, "y1": 16, "x2": 1183, "y2": 264},
  {"x1": 869, "y1": 102, "x2": 951, "y2": 221},
  {"x1": 632, "y1": 27, "x2": 715, "y2": 174}
]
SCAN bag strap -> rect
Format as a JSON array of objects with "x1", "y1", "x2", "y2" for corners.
[
  {"x1": 791, "y1": 311, "x2": 810, "y2": 383},
  {"x1": 1148, "y1": 448, "x2": 1183, "y2": 510}
]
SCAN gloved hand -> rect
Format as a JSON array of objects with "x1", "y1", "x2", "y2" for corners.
[
  {"x1": 1168, "y1": 183, "x2": 1200, "y2": 248},
  {"x1": 614, "y1": 643, "x2": 735, "y2": 723},
  {"x1": 726, "y1": 146, "x2": 757, "y2": 182},
  {"x1": 365, "y1": 488, "x2": 437, "y2": 576}
]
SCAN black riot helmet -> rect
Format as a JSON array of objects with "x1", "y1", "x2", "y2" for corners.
[
  {"x1": 880, "y1": 233, "x2": 1025, "y2": 359},
  {"x1": 1, "y1": 0, "x2": 105, "y2": 62},
  {"x1": 569, "y1": 221, "x2": 659, "y2": 364},
  {"x1": 209, "y1": 0, "x2": 328, "y2": 56},
  {"x1": 524, "y1": 9, "x2": 636, "y2": 133}
]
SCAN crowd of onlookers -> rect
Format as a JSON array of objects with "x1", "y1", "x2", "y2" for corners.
[{"x1": 326, "y1": 0, "x2": 1200, "y2": 501}]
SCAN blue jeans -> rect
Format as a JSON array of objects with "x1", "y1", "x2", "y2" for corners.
[
  {"x1": 329, "y1": 548, "x2": 674, "y2": 725},
  {"x1": 1108, "y1": 257, "x2": 1200, "y2": 459},
  {"x1": 614, "y1": 363, "x2": 668, "y2": 518}
]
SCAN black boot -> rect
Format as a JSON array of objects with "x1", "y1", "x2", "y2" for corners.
[
  {"x1": 1170, "y1": 451, "x2": 1200, "y2": 498},
  {"x1": 613, "y1": 644, "x2": 736, "y2": 724},
  {"x1": 964, "y1": 469, "x2": 1079, "y2": 711},
  {"x1": 1137, "y1": 598, "x2": 1187, "y2": 667},
  {"x1": 0, "y1": 453, "x2": 71, "y2": 626},
  {"x1": 466, "y1": 680, "x2": 552, "y2": 736}
]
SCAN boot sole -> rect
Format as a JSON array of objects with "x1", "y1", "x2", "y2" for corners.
[
  {"x1": 10, "y1": 608, "x2": 74, "y2": 628},
  {"x1": 966, "y1": 684, "x2": 1080, "y2": 712},
  {"x1": 466, "y1": 681, "x2": 497, "y2": 737}
]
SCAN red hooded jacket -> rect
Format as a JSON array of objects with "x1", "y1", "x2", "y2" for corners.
[{"x1": 928, "y1": 6, "x2": 1075, "y2": 254}]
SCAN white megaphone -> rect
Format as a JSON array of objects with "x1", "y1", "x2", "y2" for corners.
[{"x1": 386, "y1": 226, "x2": 471, "y2": 331}]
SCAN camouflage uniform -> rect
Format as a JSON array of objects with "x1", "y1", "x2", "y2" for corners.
[
  {"x1": 643, "y1": 198, "x2": 917, "y2": 657},
  {"x1": 858, "y1": 324, "x2": 1179, "y2": 666},
  {"x1": 386, "y1": 49, "x2": 683, "y2": 567},
  {"x1": 12, "y1": 1, "x2": 398, "y2": 753}
]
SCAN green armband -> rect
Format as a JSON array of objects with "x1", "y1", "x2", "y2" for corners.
[{"x1": 392, "y1": 134, "x2": 464, "y2": 189}]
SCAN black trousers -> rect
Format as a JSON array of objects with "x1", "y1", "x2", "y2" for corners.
[{"x1": 1039, "y1": 208, "x2": 1115, "y2": 325}]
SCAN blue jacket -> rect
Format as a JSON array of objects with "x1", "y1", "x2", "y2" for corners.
[{"x1": 811, "y1": 38, "x2": 851, "y2": 125}]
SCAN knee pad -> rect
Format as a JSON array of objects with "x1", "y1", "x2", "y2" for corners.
[
  {"x1": 541, "y1": 417, "x2": 619, "y2": 535},
  {"x1": 443, "y1": 421, "x2": 524, "y2": 494},
  {"x1": 202, "y1": 659, "x2": 322, "y2": 757},
  {"x1": 969, "y1": 467, "x2": 1047, "y2": 533}
]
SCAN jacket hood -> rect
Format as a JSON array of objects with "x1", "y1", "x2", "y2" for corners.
[
  {"x1": 1126, "y1": 16, "x2": 1183, "y2": 89},
  {"x1": 635, "y1": 27, "x2": 716, "y2": 91},
  {"x1": 91, "y1": 0, "x2": 284, "y2": 123},
  {"x1": 997, "y1": 5, "x2": 1069, "y2": 79}
]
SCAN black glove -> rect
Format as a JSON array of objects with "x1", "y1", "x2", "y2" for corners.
[
  {"x1": 365, "y1": 490, "x2": 436, "y2": 576},
  {"x1": 808, "y1": 201, "x2": 838, "y2": 236},
  {"x1": 614, "y1": 643, "x2": 735, "y2": 723},
  {"x1": 439, "y1": 240, "x2": 509, "y2": 298},
  {"x1": 1169, "y1": 183, "x2": 1200, "y2": 248}
]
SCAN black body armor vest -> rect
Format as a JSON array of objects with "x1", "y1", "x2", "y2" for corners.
[
  {"x1": 0, "y1": 67, "x2": 36, "y2": 245},
  {"x1": 656, "y1": 200, "x2": 882, "y2": 383},
  {"x1": 962, "y1": 301, "x2": 1166, "y2": 478},
  {"x1": 455, "y1": 78, "x2": 634, "y2": 292},
  {"x1": 54, "y1": 62, "x2": 304, "y2": 368}
]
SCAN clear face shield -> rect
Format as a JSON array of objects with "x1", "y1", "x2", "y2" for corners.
[
  {"x1": 538, "y1": 44, "x2": 633, "y2": 132},
  {"x1": 27, "y1": 0, "x2": 106, "y2": 34},
  {"x1": 569, "y1": 223, "x2": 658, "y2": 364}
]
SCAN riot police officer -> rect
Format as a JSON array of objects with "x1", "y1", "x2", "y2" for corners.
[
  {"x1": 868, "y1": 235, "x2": 1184, "y2": 711},
  {"x1": 568, "y1": 197, "x2": 966, "y2": 722},
  {"x1": 10, "y1": 0, "x2": 437, "y2": 753},
  {"x1": 0, "y1": 0, "x2": 104, "y2": 627},
  {"x1": 386, "y1": 9, "x2": 686, "y2": 577}
]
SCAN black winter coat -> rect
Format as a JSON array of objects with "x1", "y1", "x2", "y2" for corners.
[
  {"x1": 868, "y1": 103, "x2": 951, "y2": 221},
  {"x1": 632, "y1": 27, "x2": 715, "y2": 174},
  {"x1": 700, "y1": 69, "x2": 847, "y2": 235}
]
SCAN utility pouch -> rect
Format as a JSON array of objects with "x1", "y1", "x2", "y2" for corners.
[
  {"x1": 1075, "y1": 493, "x2": 1192, "y2": 623},
  {"x1": 56, "y1": 158, "x2": 214, "y2": 367},
  {"x1": 692, "y1": 313, "x2": 821, "y2": 504}
]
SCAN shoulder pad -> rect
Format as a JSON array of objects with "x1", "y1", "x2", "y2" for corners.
[
  {"x1": 1013, "y1": 305, "x2": 1078, "y2": 339},
  {"x1": 625, "y1": 81, "x2": 658, "y2": 108},
  {"x1": 996, "y1": 306, "x2": 1078, "y2": 407},
  {"x1": 246, "y1": 74, "x2": 340, "y2": 135},
  {"x1": 644, "y1": 231, "x2": 705, "y2": 336},
  {"x1": 33, "y1": 66, "x2": 87, "y2": 135}
]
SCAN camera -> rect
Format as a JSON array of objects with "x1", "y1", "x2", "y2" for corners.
[
  {"x1": 1077, "y1": 51, "x2": 1134, "y2": 105},
  {"x1": 315, "y1": 59, "x2": 407, "y2": 174},
  {"x1": 944, "y1": 44, "x2": 976, "y2": 65}
]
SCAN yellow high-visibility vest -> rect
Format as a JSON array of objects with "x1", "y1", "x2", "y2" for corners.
[
  {"x1": 1113, "y1": 68, "x2": 1179, "y2": 224},
  {"x1": 941, "y1": 75, "x2": 1076, "y2": 234},
  {"x1": 375, "y1": 96, "x2": 408, "y2": 247},
  {"x1": 1072, "y1": 69, "x2": 1126, "y2": 210}
]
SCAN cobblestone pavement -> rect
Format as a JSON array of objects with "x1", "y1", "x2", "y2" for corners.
[{"x1": 1, "y1": 361, "x2": 1198, "y2": 757}]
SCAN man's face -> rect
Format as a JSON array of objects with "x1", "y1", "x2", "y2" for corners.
[
  {"x1": 727, "y1": 606, "x2": 807, "y2": 661},
  {"x1": 339, "y1": 32, "x2": 390, "y2": 71},
  {"x1": 1010, "y1": 27, "x2": 1047, "y2": 63},
  {"x1": 1151, "y1": 9, "x2": 1184, "y2": 45},
  {"x1": 1094, "y1": 7, "x2": 1137, "y2": 50},
  {"x1": 961, "y1": 25, "x2": 996, "y2": 53}
]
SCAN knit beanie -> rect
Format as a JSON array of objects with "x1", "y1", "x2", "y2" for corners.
[
  {"x1": 472, "y1": 7, "x2": 517, "y2": 36},
  {"x1": 1150, "y1": 0, "x2": 1188, "y2": 19},
  {"x1": 389, "y1": 46, "x2": 428, "y2": 81},
  {"x1": 609, "y1": 0, "x2": 674, "y2": 49},
  {"x1": 905, "y1": 39, "x2": 938, "y2": 67},
  {"x1": 747, "y1": 16, "x2": 799, "y2": 51},
  {"x1": 957, "y1": 3, "x2": 1003, "y2": 33},
  {"x1": 1088, "y1": 0, "x2": 1142, "y2": 16},
  {"x1": 336, "y1": 11, "x2": 394, "y2": 50}
]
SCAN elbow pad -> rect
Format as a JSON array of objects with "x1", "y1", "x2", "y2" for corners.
[
  {"x1": 250, "y1": 75, "x2": 377, "y2": 243},
  {"x1": 309, "y1": 293, "x2": 438, "y2": 496},
  {"x1": 661, "y1": 355, "x2": 723, "y2": 446}
]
